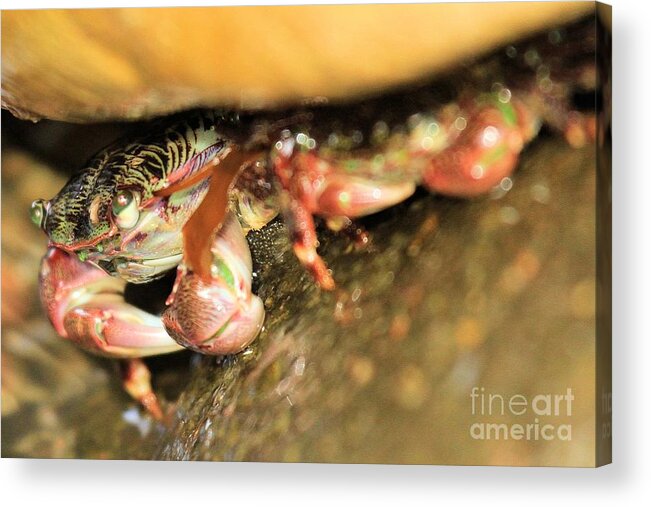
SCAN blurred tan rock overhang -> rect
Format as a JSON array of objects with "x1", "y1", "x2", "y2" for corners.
[{"x1": 1, "y1": 2, "x2": 593, "y2": 123}]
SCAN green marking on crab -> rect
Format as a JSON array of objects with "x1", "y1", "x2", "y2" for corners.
[
  {"x1": 344, "y1": 159, "x2": 360, "y2": 173},
  {"x1": 211, "y1": 258, "x2": 235, "y2": 289},
  {"x1": 94, "y1": 317, "x2": 106, "y2": 344},
  {"x1": 496, "y1": 101, "x2": 518, "y2": 128},
  {"x1": 476, "y1": 92, "x2": 518, "y2": 128},
  {"x1": 479, "y1": 144, "x2": 509, "y2": 169},
  {"x1": 201, "y1": 317, "x2": 234, "y2": 346}
]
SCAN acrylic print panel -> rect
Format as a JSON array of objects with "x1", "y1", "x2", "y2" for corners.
[{"x1": 1, "y1": 1, "x2": 611, "y2": 466}]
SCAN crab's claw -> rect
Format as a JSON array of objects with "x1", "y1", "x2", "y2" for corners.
[
  {"x1": 39, "y1": 247, "x2": 183, "y2": 358},
  {"x1": 161, "y1": 211, "x2": 265, "y2": 355}
]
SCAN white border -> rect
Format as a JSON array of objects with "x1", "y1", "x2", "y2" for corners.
[{"x1": 2, "y1": 0, "x2": 650, "y2": 505}]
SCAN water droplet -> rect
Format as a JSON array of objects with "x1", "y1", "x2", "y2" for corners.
[
  {"x1": 294, "y1": 356, "x2": 306, "y2": 376},
  {"x1": 481, "y1": 126, "x2": 500, "y2": 147},
  {"x1": 421, "y1": 136, "x2": 434, "y2": 150},
  {"x1": 524, "y1": 49, "x2": 540, "y2": 67},
  {"x1": 296, "y1": 132, "x2": 308, "y2": 145},
  {"x1": 538, "y1": 77, "x2": 553, "y2": 93},
  {"x1": 470, "y1": 165, "x2": 484, "y2": 179},
  {"x1": 531, "y1": 183, "x2": 551, "y2": 203},
  {"x1": 500, "y1": 177, "x2": 513, "y2": 191},
  {"x1": 408, "y1": 113, "x2": 422, "y2": 129},
  {"x1": 454, "y1": 117, "x2": 467, "y2": 131},
  {"x1": 498, "y1": 88, "x2": 512, "y2": 104},
  {"x1": 548, "y1": 29, "x2": 563, "y2": 45},
  {"x1": 499, "y1": 206, "x2": 520, "y2": 225},
  {"x1": 426, "y1": 122, "x2": 440, "y2": 136},
  {"x1": 372, "y1": 121, "x2": 389, "y2": 143}
]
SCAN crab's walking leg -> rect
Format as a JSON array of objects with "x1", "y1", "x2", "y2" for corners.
[
  {"x1": 269, "y1": 96, "x2": 541, "y2": 288},
  {"x1": 563, "y1": 112, "x2": 597, "y2": 148},
  {"x1": 282, "y1": 191, "x2": 335, "y2": 290},
  {"x1": 421, "y1": 98, "x2": 540, "y2": 197},
  {"x1": 532, "y1": 62, "x2": 599, "y2": 148},
  {"x1": 537, "y1": 95, "x2": 597, "y2": 149},
  {"x1": 271, "y1": 143, "x2": 416, "y2": 290},
  {"x1": 120, "y1": 358, "x2": 163, "y2": 421}
]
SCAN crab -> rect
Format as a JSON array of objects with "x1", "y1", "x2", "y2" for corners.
[{"x1": 30, "y1": 22, "x2": 598, "y2": 419}]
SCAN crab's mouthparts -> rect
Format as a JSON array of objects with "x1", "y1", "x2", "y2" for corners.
[{"x1": 93, "y1": 253, "x2": 184, "y2": 283}]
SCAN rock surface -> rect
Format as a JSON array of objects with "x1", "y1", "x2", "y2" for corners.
[{"x1": 1, "y1": 4, "x2": 591, "y2": 122}]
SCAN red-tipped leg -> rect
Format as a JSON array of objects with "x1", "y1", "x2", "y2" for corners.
[
  {"x1": 283, "y1": 194, "x2": 335, "y2": 290},
  {"x1": 272, "y1": 146, "x2": 415, "y2": 290},
  {"x1": 563, "y1": 111, "x2": 597, "y2": 148},
  {"x1": 120, "y1": 358, "x2": 164, "y2": 421}
]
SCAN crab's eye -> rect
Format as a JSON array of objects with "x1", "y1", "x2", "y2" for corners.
[
  {"x1": 111, "y1": 189, "x2": 140, "y2": 229},
  {"x1": 30, "y1": 199, "x2": 47, "y2": 229}
]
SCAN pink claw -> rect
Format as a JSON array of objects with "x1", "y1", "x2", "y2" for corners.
[
  {"x1": 162, "y1": 212, "x2": 265, "y2": 355},
  {"x1": 39, "y1": 247, "x2": 183, "y2": 358}
]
